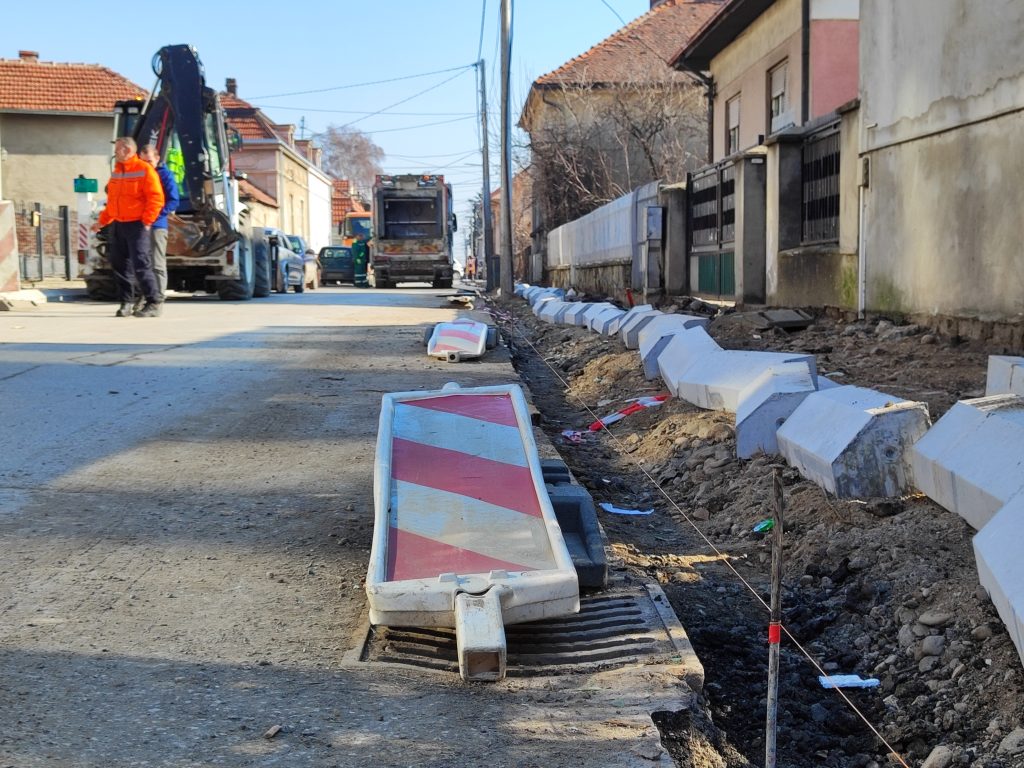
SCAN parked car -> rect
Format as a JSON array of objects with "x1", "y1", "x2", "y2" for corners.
[
  {"x1": 264, "y1": 228, "x2": 305, "y2": 293},
  {"x1": 318, "y1": 245, "x2": 354, "y2": 284}
]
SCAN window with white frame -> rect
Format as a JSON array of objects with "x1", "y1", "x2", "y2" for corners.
[
  {"x1": 726, "y1": 95, "x2": 740, "y2": 155},
  {"x1": 769, "y1": 61, "x2": 792, "y2": 133}
]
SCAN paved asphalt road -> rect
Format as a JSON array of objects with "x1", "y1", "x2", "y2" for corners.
[{"x1": 0, "y1": 287, "x2": 690, "y2": 768}]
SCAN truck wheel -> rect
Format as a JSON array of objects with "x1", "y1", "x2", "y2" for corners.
[
  {"x1": 253, "y1": 240, "x2": 271, "y2": 298},
  {"x1": 433, "y1": 278, "x2": 453, "y2": 289},
  {"x1": 85, "y1": 276, "x2": 118, "y2": 302},
  {"x1": 295, "y1": 279, "x2": 305, "y2": 294},
  {"x1": 217, "y1": 241, "x2": 256, "y2": 300}
]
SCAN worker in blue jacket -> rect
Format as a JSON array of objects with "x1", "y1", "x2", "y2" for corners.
[{"x1": 140, "y1": 144, "x2": 180, "y2": 303}]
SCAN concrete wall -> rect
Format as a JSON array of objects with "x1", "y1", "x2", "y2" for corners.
[
  {"x1": 546, "y1": 262, "x2": 632, "y2": 303},
  {"x1": 860, "y1": 0, "x2": 1024, "y2": 318},
  {"x1": 307, "y1": 170, "x2": 332, "y2": 253},
  {"x1": 711, "y1": 0, "x2": 802, "y2": 160},
  {"x1": 0, "y1": 113, "x2": 115, "y2": 209}
]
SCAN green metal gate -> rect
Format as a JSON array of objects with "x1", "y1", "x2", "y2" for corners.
[{"x1": 687, "y1": 161, "x2": 735, "y2": 300}]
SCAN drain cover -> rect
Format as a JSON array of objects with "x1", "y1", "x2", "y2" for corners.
[{"x1": 355, "y1": 583, "x2": 701, "y2": 682}]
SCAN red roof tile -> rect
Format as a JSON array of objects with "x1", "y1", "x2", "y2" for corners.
[
  {"x1": 331, "y1": 179, "x2": 366, "y2": 222},
  {"x1": 220, "y1": 91, "x2": 280, "y2": 141},
  {"x1": 0, "y1": 54, "x2": 145, "y2": 113},
  {"x1": 535, "y1": 0, "x2": 723, "y2": 87},
  {"x1": 239, "y1": 178, "x2": 277, "y2": 207}
]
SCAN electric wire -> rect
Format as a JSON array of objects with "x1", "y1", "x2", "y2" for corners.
[
  {"x1": 255, "y1": 105, "x2": 474, "y2": 117},
  {"x1": 247, "y1": 64, "x2": 476, "y2": 100},
  {"x1": 487, "y1": 302, "x2": 912, "y2": 768},
  {"x1": 339, "y1": 68, "x2": 473, "y2": 129}
]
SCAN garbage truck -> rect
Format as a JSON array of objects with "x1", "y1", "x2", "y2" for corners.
[
  {"x1": 83, "y1": 44, "x2": 269, "y2": 301},
  {"x1": 369, "y1": 174, "x2": 456, "y2": 289}
]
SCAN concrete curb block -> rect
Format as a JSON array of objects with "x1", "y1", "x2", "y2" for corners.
[
  {"x1": 563, "y1": 303, "x2": 592, "y2": 327},
  {"x1": 607, "y1": 304, "x2": 652, "y2": 337},
  {"x1": 735, "y1": 361, "x2": 819, "y2": 458},
  {"x1": 538, "y1": 300, "x2": 571, "y2": 324},
  {"x1": 910, "y1": 394, "x2": 1024, "y2": 530},
  {"x1": 973, "y1": 491, "x2": 1024, "y2": 669},
  {"x1": 0, "y1": 289, "x2": 48, "y2": 310},
  {"x1": 638, "y1": 315, "x2": 712, "y2": 380},
  {"x1": 656, "y1": 327, "x2": 723, "y2": 391},
  {"x1": 675, "y1": 349, "x2": 818, "y2": 412},
  {"x1": 532, "y1": 296, "x2": 558, "y2": 317},
  {"x1": 986, "y1": 356, "x2": 1024, "y2": 396},
  {"x1": 620, "y1": 310, "x2": 662, "y2": 349},
  {"x1": 778, "y1": 385, "x2": 931, "y2": 498},
  {"x1": 581, "y1": 302, "x2": 615, "y2": 331},
  {"x1": 591, "y1": 307, "x2": 626, "y2": 335}
]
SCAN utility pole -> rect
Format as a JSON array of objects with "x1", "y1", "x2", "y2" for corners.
[
  {"x1": 478, "y1": 60, "x2": 495, "y2": 291},
  {"x1": 765, "y1": 471, "x2": 785, "y2": 768},
  {"x1": 498, "y1": 0, "x2": 514, "y2": 295}
]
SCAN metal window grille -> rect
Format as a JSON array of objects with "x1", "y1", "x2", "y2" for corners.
[{"x1": 801, "y1": 125, "x2": 841, "y2": 244}]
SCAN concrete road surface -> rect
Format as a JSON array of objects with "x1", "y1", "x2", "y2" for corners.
[{"x1": 0, "y1": 288, "x2": 687, "y2": 768}]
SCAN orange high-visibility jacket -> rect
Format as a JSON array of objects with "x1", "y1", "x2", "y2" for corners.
[{"x1": 98, "y1": 155, "x2": 165, "y2": 227}]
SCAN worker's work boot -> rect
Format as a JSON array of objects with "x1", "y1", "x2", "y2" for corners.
[
  {"x1": 115, "y1": 302, "x2": 133, "y2": 317},
  {"x1": 134, "y1": 302, "x2": 162, "y2": 318}
]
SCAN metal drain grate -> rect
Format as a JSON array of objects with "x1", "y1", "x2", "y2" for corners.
[{"x1": 357, "y1": 584, "x2": 690, "y2": 677}]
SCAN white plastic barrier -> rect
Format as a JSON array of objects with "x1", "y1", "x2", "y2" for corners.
[
  {"x1": 638, "y1": 315, "x2": 711, "y2": 380},
  {"x1": 986, "y1": 356, "x2": 1024, "y2": 396},
  {"x1": 563, "y1": 303, "x2": 592, "y2": 327},
  {"x1": 367, "y1": 383, "x2": 579, "y2": 680},
  {"x1": 590, "y1": 307, "x2": 626, "y2": 335},
  {"x1": 619, "y1": 310, "x2": 663, "y2": 349},
  {"x1": 425, "y1": 320, "x2": 492, "y2": 362},
  {"x1": 973, "y1": 491, "x2": 1024, "y2": 669},
  {"x1": 656, "y1": 327, "x2": 723, "y2": 390},
  {"x1": 910, "y1": 394, "x2": 1024, "y2": 530},
  {"x1": 735, "y1": 361, "x2": 820, "y2": 458},
  {"x1": 674, "y1": 349, "x2": 818, "y2": 412},
  {"x1": 777, "y1": 385, "x2": 931, "y2": 498}
]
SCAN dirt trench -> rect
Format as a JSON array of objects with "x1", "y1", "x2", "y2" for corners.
[{"x1": 494, "y1": 296, "x2": 1024, "y2": 768}]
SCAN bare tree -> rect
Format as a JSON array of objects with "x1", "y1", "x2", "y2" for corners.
[
  {"x1": 528, "y1": 78, "x2": 706, "y2": 234},
  {"x1": 318, "y1": 125, "x2": 385, "y2": 192}
]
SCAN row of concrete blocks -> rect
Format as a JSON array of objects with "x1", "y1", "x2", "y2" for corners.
[
  {"x1": 517, "y1": 284, "x2": 934, "y2": 498},
  {"x1": 911, "y1": 356, "x2": 1024, "y2": 668},
  {"x1": 518, "y1": 285, "x2": 1024, "y2": 667}
]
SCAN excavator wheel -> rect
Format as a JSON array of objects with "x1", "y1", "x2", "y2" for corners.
[{"x1": 217, "y1": 241, "x2": 256, "y2": 300}]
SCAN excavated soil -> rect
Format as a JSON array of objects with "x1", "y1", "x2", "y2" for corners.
[{"x1": 493, "y1": 296, "x2": 1024, "y2": 768}]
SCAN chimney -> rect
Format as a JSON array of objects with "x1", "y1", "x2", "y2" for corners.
[
  {"x1": 18, "y1": 50, "x2": 39, "y2": 63},
  {"x1": 226, "y1": 78, "x2": 237, "y2": 96}
]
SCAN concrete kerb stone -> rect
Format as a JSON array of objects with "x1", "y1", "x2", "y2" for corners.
[
  {"x1": 656, "y1": 327, "x2": 723, "y2": 392},
  {"x1": 591, "y1": 307, "x2": 626, "y2": 335},
  {"x1": 675, "y1": 349, "x2": 818, "y2": 412},
  {"x1": 638, "y1": 315, "x2": 712, "y2": 380},
  {"x1": 0, "y1": 289, "x2": 48, "y2": 310},
  {"x1": 910, "y1": 394, "x2": 1024, "y2": 530},
  {"x1": 563, "y1": 302, "x2": 593, "y2": 327},
  {"x1": 581, "y1": 302, "x2": 615, "y2": 332},
  {"x1": 538, "y1": 299, "x2": 571, "y2": 324},
  {"x1": 735, "y1": 361, "x2": 820, "y2": 458},
  {"x1": 514, "y1": 283, "x2": 528, "y2": 298},
  {"x1": 608, "y1": 304, "x2": 653, "y2": 337},
  {"x1": 532, "y1": 296, "x2": 560, "y2": 317},
  {"x1": 620, "y1": 310, "x2": 663, "y2": 349},
  {"x1": 777, "y1": 385, "x2": 931, "y2": 498},
  {"x1": 986, "y1": 355, "x2": 1024, "y2": 396},
  {"x1": 973, "y1": 491, "x2": 1024, "y2": 669}
]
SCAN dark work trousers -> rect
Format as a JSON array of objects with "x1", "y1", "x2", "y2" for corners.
[{"x1": 108, "y1": 220, "x2": 158, "y2": 303}]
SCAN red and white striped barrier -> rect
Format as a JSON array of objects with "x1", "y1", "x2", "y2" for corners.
[
  {"x1": 425, "y1": 319, "x2": 492, "y2": 362},
  {"x1": 0, "y1": 201, "x2": 19, "y2": 293},
  {"x1": 367, "y1": 383, "x2": 579, "y2": 638}
]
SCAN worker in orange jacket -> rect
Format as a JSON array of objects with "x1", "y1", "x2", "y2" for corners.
[{"x1": 91, "y1": 137, "x2": 165, "y2": 317}]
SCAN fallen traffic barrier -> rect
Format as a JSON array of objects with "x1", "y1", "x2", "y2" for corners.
[
  {"x1": 367, "y1": 382, "x2": 580, "y2": 682},
  {"x1": 777, "y1": 385, "x2": 931, "y2": 498},
  {"x1": 424, "y1": 320, "x2": 497, "y2": 362}
]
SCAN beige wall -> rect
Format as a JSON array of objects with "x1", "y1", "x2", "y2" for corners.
[
  {"x1": 860, "y1": 0, "x2": 1024, "y2": 317},
  {"x1": 0, "y1": 113, "x2": 115, "y2": 208},
  {"x1": 280, "y1": 152, "x2": 309, "y2": 239},
  {"x1": 711, "y1": 0, "x2": 802, "y2": 160}
]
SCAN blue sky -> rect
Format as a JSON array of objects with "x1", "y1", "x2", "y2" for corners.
[{"x1": 4, "y1": 0, "x2": 650, "y2": 260}]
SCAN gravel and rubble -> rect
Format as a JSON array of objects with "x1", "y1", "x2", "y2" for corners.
[{"x1": 496, "y1": 295, "x2": 1024, "y2": 768}]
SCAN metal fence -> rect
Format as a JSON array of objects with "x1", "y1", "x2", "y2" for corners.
[
  {"x1": 13, "y1": 201, "x2": 74, "y2": 282},
  {"x1": 687, "y1": 160, "x2": 736, "y2": 298},
  {"x1": 801, "y1": 123, "x2": 841, "y2": 244}
]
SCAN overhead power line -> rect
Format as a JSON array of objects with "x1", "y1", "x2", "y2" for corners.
[
  {"x1": 247, "y1": 64, "x2": 476, "y2": 100},
  {"x1": 254, "y1": 105, "x2": 474, "y2": 117},
  {"x1": 340, "y1": 68, "x2": 473, "y2": 129}
]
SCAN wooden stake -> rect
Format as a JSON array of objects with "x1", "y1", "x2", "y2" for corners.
[{"x1": 766, "y1": 470, "x2": 785, "y2": 768}]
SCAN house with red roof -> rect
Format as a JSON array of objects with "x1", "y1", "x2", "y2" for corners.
[
  {"x1": 0, "y1": 50, "x2": 145, "y2": 208},
  {"x1": 329, "y1": 178, "x2": 367, "y2": 246},
  {"x1": 518, "y1": 0, "x2": 723, "y2": 277},
  {"x1": 219, "y1": 79, "x2": 333, "y2": 251}
]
